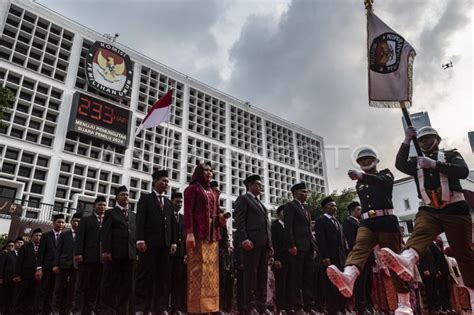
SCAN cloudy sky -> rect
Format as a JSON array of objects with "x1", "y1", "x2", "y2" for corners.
[{"x1": 37, "y1": 0, "x2": 473, "y2": 191}]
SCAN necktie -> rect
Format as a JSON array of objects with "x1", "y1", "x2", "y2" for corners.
[
  {"x1": 158, "y1": 196, "x2": 164, "y2": 209},
  {"x1": 122, "y1": 209, "x2": 128, "y2": 220},
  {"x1": 54, "y1": 233, "x2": 59, "y2": 246},
  {"x1": 331, "y1": 217, "x2": 339, "y2": 230},
  {"x1": 98, "y1": 216, "x2": 103, "y2": 228},
  {"x1": 34, "y1": 244, "x2": 38, "y2": 253},
  {"x1": 255, "y1": 197, "x2": 264, "y2": 211},
  {"x1": 302, "y1": 204, "x2": 310, "y2": 221}
]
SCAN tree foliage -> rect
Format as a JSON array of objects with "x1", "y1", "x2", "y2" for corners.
[
  {"x1": 0, "y1": 86, "x2": 14, "y2": 125},
  {"x1": 276, "y1": 188, "x2": 358, "y2": 221},
  {"x1": 0, "y1": 233, "x2": 9, "y2": 250}
]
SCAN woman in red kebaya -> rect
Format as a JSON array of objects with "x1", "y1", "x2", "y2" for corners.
[{"x1": 184, "y1": 162, "x2": 227, "y2": 314}]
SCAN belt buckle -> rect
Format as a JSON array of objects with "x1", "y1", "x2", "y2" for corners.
[{"x1": 368, "y1": 210, "x2": 376, "y2": 218}]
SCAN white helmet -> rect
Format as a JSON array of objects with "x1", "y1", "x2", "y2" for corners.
[
  {"x1": 356, "y1": 148, "x2": 378, "y2": 162},
  {"x1": 417, "y1": 126, "x2": 441, "y2": 140}
]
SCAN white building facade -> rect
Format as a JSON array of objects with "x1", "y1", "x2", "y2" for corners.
[{"x1": 0, "y1": 1, "x2": 328, "y2": 228}]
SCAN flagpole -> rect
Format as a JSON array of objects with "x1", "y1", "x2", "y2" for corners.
[
  {"x1": 400, "y1": 102, "x2": 423, "y2": 156},
  {"x1": 163, "y1": 121, "x2": 171, "y2": 169}
]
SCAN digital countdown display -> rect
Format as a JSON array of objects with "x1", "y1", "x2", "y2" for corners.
[{"x1": 68, "y1": 92, "x2": 131, "y2": 148}]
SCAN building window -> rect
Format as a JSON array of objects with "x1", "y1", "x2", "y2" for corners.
[{"x1": 404, "y1": 198, "x2": 411, "y2": 211}]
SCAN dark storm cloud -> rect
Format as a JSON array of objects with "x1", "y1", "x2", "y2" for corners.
[
  {"x1": 38, "y1": 0, "x2": 226, "y2": 83},
  {"x1": 225, "y1": 0, "x2": 472, "y2": 189}
]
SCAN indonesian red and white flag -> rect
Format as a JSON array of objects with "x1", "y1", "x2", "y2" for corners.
[
  {"x1": 367, "y1": 11, "x2": 416, "y2": 108},
  {"x1": 135, "y1": 89, "x2": 173, "y2": 136}
]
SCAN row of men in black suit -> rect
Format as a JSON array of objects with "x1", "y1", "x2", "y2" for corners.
[
  {"x1": 271, "y1": 196, "x2": 370, "y2": 315},
  {"x1": 0, "y1": 169, "x2": 234, "y2": 315},
  {"x1": 0, "y1": 187, "x2": 184, "y2": 315},
  {"x1": 0, "y1": 236, "x2": 25, "y2": 314},
  {"x1": 233, "y1": 174, "x2": 369, "y2": 315}
]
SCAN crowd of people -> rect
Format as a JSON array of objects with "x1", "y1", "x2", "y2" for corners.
[{"x1": 0, "y1": 126, "x2": 473, "y2": 315}]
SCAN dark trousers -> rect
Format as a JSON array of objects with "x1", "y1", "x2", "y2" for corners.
[
  {"x1": 134, "y1": 245, "x2": 171, "y2": 312},
  {"x1": 288, "y1": 250, "x2": 314, "y2": 311},
  {"x1": 100, "y1": 259, "x2": 133, "y2": 315},
  {"x1": 422, "y1": 273, "x2": 437, "y2": 310},
  {"x1": 242, "y1": 246, "x2": 269, "y2": 313},
  {"x1": 170, "y1": 255, "x2": 186, "y2": 312},
  {"x1": 236, "y1": 267, "x2": 245, "y2": 314},
  {"x1": 35, "y1": 268, "x2": 56, "y2": 315},
  {"x1": 0, "y1": 280, "x2": 14, "y2": 315},
  {"x1": 219, "y1": 259, "x2": 233, "y2": 313},
  {"x1": 13, "y1": 278, "x2": 37, "y2": 315},
  {"x1": 321, "y1": 265, "x2": 346, "y2": 315},
  {"x1": 273, "y1": 263, "x2": 289, "y2": 311},
  {"x1": 52, "y1": 268, "x2": 77, "y2": 314},
  {"x1": 436, "y1": 274, "x2": 451, "y2": 311},
  {"x1": 73, "y1": 262, "x2": 103, "y2": 314},
  {"x1": 353, "y1": 260, "x2": 373, "y2": 311},
  {"x1": 312, "y1": 263, "x2": 324, "y2": 312}
]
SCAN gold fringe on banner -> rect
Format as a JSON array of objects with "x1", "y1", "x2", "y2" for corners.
[{"x1": 368, "y1": 49, "x2": 415, "y2": 109}]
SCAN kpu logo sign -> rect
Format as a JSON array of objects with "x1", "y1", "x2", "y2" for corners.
[
  {"x1": 85, "y1": 41, "x2": 133, "y2": 98},
  {"x1": 369, "y1": 32, "x2": 404, "y2": 74}
]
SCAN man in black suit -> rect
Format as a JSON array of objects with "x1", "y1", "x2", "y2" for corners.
[
  {"x1": 342, "y1": 202, "x2": 373, "y2": 314},
  {"x1": 233, "y1": 230, "x2": 245, "y2": 315},
  {"x1": 13, "y1": 228, "x2": 42, "y2": 315},
  {"x1": 52, "y1": 212, "x2": 81, "y2": 315},
  {"x1": 342, "y1": 202, "x2": 361, "y2": 252},
  {"x1": 271, "y1": 205, "x2": 290, "y2": 315},
  {"x1": 170, "y1": 192, "x2": 186, "y2": 315},
  {"x1": 73, "y1": 196, "x2": 107, "y2": 315},
  {"x1": 315, "y1": 197, "x2": 347, "y2": 315},
  {"x1": 418, "y1": 243, "x2": 437, "y2": 312},
  {"x1": 284, "y1": 182, "x2": 317, "y2": 315},
  {"x1": 100, "y1": 185, "x2": 137, "y2": 315},
  {"x1": 35, "y1": 213, "x2": 66, "y2": 315},
  {"x1": 234, "y1": 174, "x2": 272, "y2": 315},
  {"x1": 134, "y1": 170, "x2": 177, "y2": 315},
  {"x1": 0, "y1": 238, "x2": 21, "y2": 315},
  {"x1": 431, "y1": 238, "x2": 452, "y2": 312}
]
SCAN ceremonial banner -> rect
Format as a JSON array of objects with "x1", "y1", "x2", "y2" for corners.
[
  {"x1": 367, "y1": 12, "x2": 416, "y2": 108},
  {"x1": 135, "y1": 89, "x2": 173, "y2": 136}
]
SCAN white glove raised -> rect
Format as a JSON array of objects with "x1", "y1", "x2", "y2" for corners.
[
  {"x1": 348, "y1": 169, "x2": 363, "y2": 181},
  {"x1": 417, "y1": 156, "x2": 436, "y2": 169}
]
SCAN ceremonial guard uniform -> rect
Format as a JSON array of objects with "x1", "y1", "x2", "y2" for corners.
[
  {"x1": 380, "y1": 126, "x2": 474, "y2": 312},
  {"x1": 326, "y1": 148, "x2": 410, "y2": 315}
]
